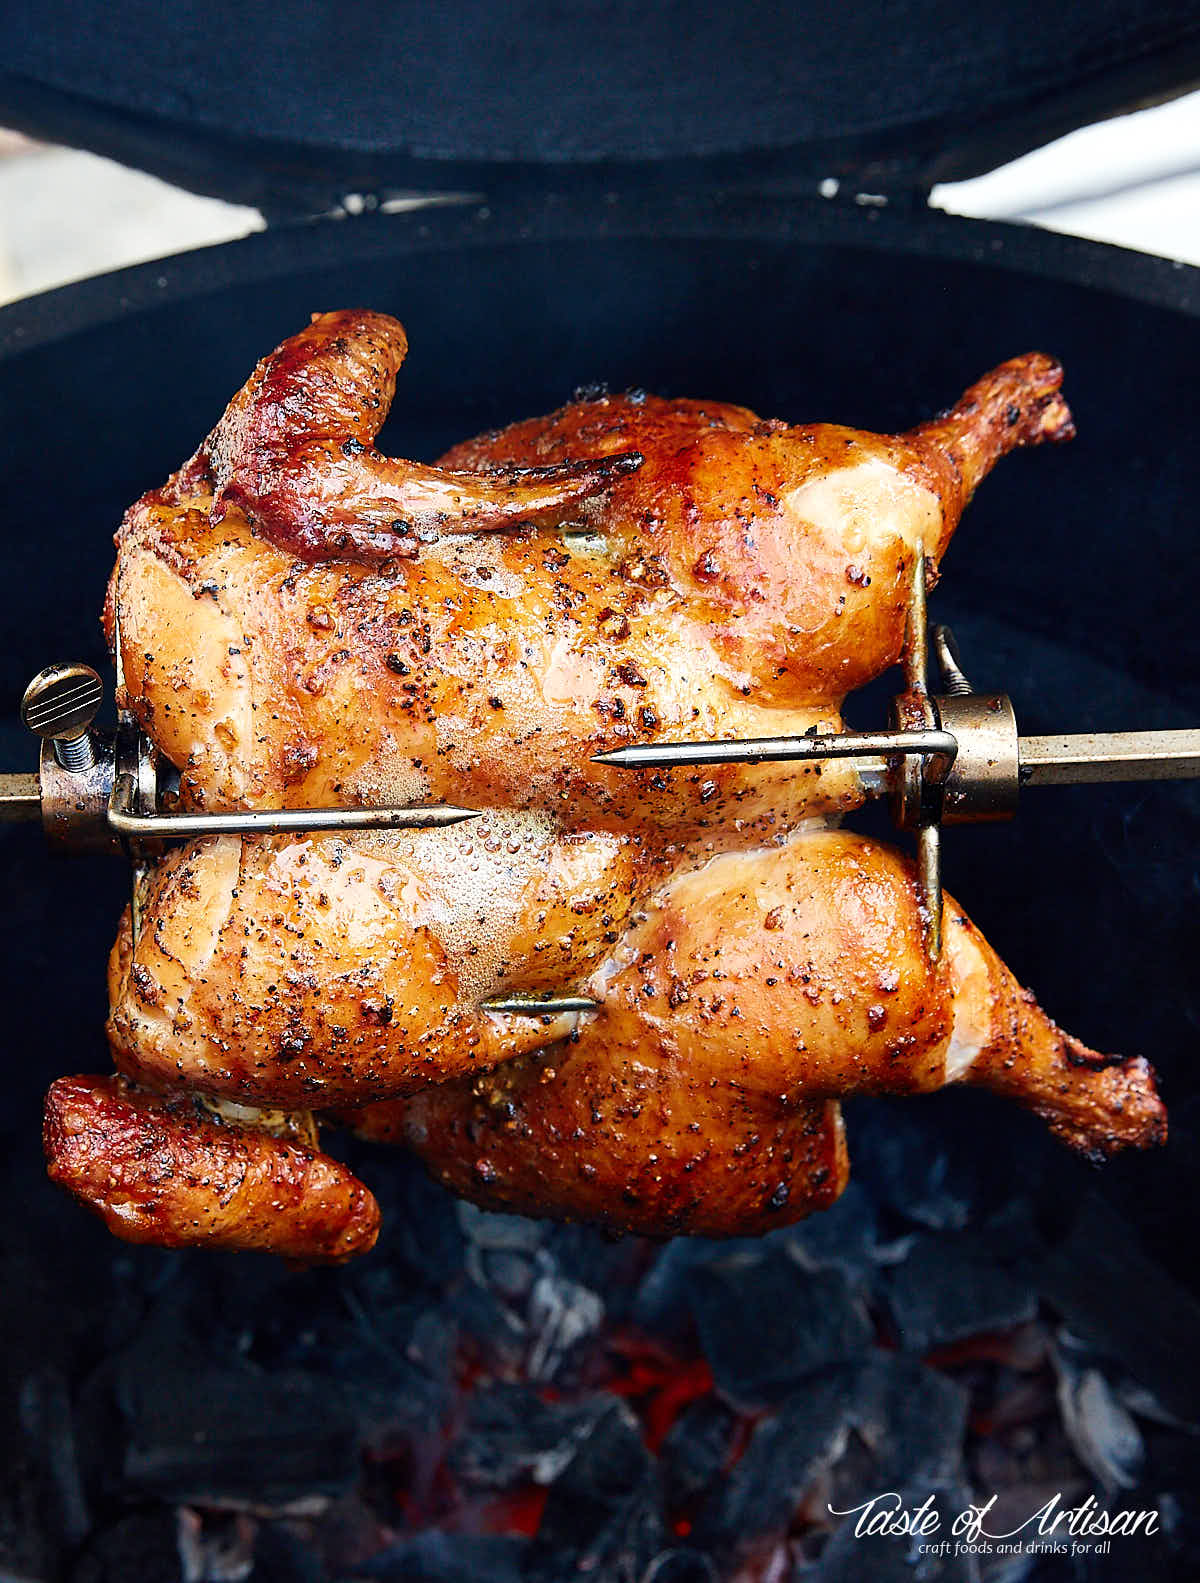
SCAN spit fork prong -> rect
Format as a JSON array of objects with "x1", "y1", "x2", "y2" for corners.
[{"x1": 483, "y1": 994, "x2": 599, "y2": 1014}]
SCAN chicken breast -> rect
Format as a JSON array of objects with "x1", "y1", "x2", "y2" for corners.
[{"x1": 106, "y1": 815, "x2": 660, "y2": 1106}]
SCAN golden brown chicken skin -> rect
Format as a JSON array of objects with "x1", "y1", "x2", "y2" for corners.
[
  {"x1": 342, "y1": 831, "x2": 1164, "y2": 1236},
  {"x1": 350, "y1": 1059, "x2": 850, "y2": 1239},
  {"x1": 43, "y1": 312, "x2": 1158, "y2": 1263},
  {"x1": 109, "y1": 312, "x2": 1071, "y2": 831},
  {"x1": 440, "y1": 351, "x2": 1074, "y2": 701},
  {"x1": 111, "y1": 496, "x2": 858, "y2": 834},
  {"x1": 44, "y1": 1074, "x2": 379, "y2": 1262},
  {"x1": 106, "y1": 818, "x2": 662, "y2": 1108}
]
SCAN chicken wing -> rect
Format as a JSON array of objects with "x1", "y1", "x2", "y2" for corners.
[{"x1": 44, "y1": 1074, "x2": 379, "y2": 1262}]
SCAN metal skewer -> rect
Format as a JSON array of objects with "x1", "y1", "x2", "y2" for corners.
[
  {"x1": 593, "y1": 727, "x2": 956, "y2": 771},
  {"x1": 594, "y1": 719, "x2": 1200, "y2": 788},
  {"x1": 107, "y1": 775, "x2": 482, "y2": 839},
  {"x1": 1019, "y1": 730, "x2": 1200, "y2": 785},
  {"x1": 484, "y1": 995, "x2": 599, "y2": 1015},
  {"x1": 0, "y1": 773, "x2": 39, "y2": 821}
]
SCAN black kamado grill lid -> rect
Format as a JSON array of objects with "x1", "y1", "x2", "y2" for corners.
[{"x1": 0, "y1": 0, "x2": 1199, "y2": 212}]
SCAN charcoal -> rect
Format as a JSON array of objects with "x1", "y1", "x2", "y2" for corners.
[
  {"x1": 884, "y1": 1233, "x2": 1037, "y2": 1354},
  {"x1": 844, "y1": 1353, "x2": 968, "y2": 1490},
  {"x1": 785, "y1": 1181, "x2": 880, "y2": 1285},
  {"x1": 691, "y1": 1364, "x2": 860, "y2": 1555},
  {"x1": 1036, "y1": 1193, "x2": 1200, "y2": 1423},
  {"x1": 317, "y1": 1283, "x2": 458, "y2": 1431},
  {"x1": 538, "y1": 1223, "x2": 649, "y2": 1322},
  {"x1": 978, "y1": 1200, "x2": 1045, "y2": 1266},
  {"x1": 526, "y1": 1399, "x2": 667, "y2": 1583},
  {"x1": 177, "y1": 1506, "x2": 256, "y2": 1582},
  {"x1": 1116, "y1": 1380, "x2": 1199, "y2": 1431},
  {"x1": 1052, "y1": 1336, "x2": 1144, "y2": 1491},
  {"x1": 817, "y1": 1484, "x2": 980, "y2": 1581},
  {"x1": 448, "y1": 1382, "x2": 612, "y2": 1489},
  {"x1": 112, "y1": 1343, "x2": 360, "y2": 1507},
  {"x1": 658, "y1": 1396, "x2": 738, "y2": 1512},
  {"x1": 845, "y1": 1099, "x2": 979, "y2": 1231},
  {"x1": 631, "y1": 1240, "x2": 715, "y2": 1338},
  {"x1": 525, "y1": 1270, "x2": 605, "y2": 1381},
  {"x1": 17, "y1": 1366, "x2": 90, "y2": 1547},
  {"x1": 250, "y1": 1519, "x2": 329, "y2": 1583},
  {"x1": 688, "y1": 1252, "x2": 872, "y2": 1407},
  {"x1": 377, "y1": 1160, "x2": 466, "y2": 1288},
  {"x1": 349, "y1": 1531, "x2": 527, "y2": 1582},
  {"x1": 477, "y1": 1248, "x2": 536, "y2": 1303},
  {"x1": 447, "y1": 1278, "x2": 528, "y2": 1373},
  {"x1": 69, "y1": 1510, "x2": 181, "y2": 1583},
  {"x1": 0, "y1": 1446, "x2": 58, "y2": 1583},
  {"x1": 457, "y1": 1202, "x2": 546, "y2": 1253},
  {"x1": 641, "y1": 1549, "x2": 718, "y2": 1582}
]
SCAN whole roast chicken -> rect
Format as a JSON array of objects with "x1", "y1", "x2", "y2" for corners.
[{"x1": 45, "y1": 311, "x2": 1165, "y2": 1262}]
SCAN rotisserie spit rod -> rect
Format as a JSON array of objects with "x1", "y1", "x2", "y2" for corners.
[{"x1": 5, "y1": 654, "x2": 1199, "y2": 840}]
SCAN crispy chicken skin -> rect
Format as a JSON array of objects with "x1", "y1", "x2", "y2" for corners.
[
  {"x1": 108, "y1": 313, "x2": 1070, "y2": 830},
  {"x1": 441, "y1": 351, "x2": 1074, "y2": 702},
  {"x1": 41, "y1": 310, "x2": 1163, "y2": 1261},
  {"x1": 351, "y1": 1067, "x2": 851, "y2": 1239},
  {"x1": 44, "y1": 1074, "x2": 379, "y2": 1262},
  {"x1": 106, "y1": 819, "x2": 660, "y2": 1107},
  {"x1": 339, "y1": 830, "x2": 1163, "y2": 1235}
]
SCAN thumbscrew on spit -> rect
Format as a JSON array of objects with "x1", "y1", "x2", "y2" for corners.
[{"x1": 21, "y1": 663, "x2": 103, "y2": 772}]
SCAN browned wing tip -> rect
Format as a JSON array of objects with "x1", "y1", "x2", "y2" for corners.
[{"x1": 45, "y1": 1075, "x2": 380, "y2": 1263}]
